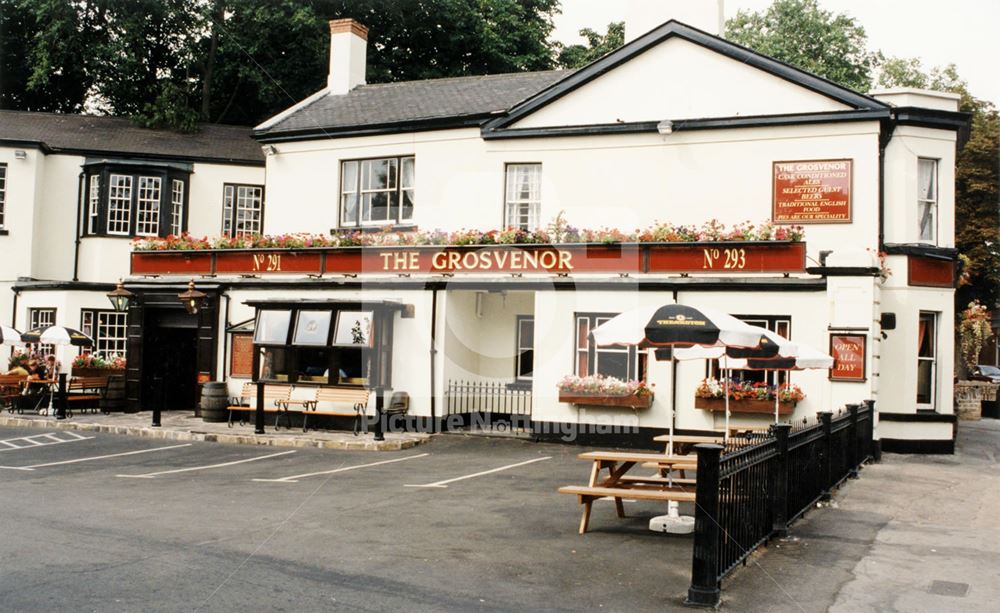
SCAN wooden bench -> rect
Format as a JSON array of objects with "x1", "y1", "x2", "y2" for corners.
[
  {"x1": 295, "y1": 386, "x2": 370, "y2": 434},
  {"x1": 559, "y1": 485, "x2": 697, "y2": 534},
  {"x1": 66, "y1": 376, "x2": 108, "y2": 415},
  {"x1": 0, "y1": 375, "x2": 25, "y2": 412},
  {"x1": 227, "y1": 383, "x2": 293, "y2": 428}
]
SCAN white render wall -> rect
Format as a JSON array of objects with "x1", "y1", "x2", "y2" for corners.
[
  {"x1": 14, "y1": 289, "x2": 120, "y2": 369},
  {"x1": 264, "y1": 121, "x2": 883, "y2": 262}
]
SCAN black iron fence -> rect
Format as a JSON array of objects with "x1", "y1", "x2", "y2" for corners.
[
  {"x1": 443, "y1": 380, "x2": 532, "y2": 428},
  {"x1": 687, "y1": 401, "x2": 875, "y2": 607}
]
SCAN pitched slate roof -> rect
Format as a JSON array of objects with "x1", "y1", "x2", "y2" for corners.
[
  {"x1": 0, "y1": 110, "x2": 264, "y2": 164},
  {"x1": 254, "y1": 70, "x2": 571, "y2": 141}
]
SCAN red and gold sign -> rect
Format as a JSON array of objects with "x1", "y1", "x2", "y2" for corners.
[
  {"x1": 773, "y1": 159, "x2": 852, "y2": 224},
  {"x1": 830, "y1": 334, "x2": 866, "y2": 381}
]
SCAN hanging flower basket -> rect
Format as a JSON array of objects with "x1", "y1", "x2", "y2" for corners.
[
  {"x1": 694, "y1": 397, "x2": 795, "y2": 415},
  {"x1": 558, "y1": 391, "x2": 654, "y2": 409}
]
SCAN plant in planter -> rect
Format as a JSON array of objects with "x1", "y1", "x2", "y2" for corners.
[
  {"x1": 557, "y1": 374, "x2": 654, "y2": 408},
  {"x1": 72, "y1": 352, "x2": 126, "y2": 377},
  {"x1": 694, "y1": 377, "x2": 801, "y2": 415}
]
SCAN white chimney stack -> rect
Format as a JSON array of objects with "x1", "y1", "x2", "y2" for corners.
[
  {"x1": 625, "y1": 0, "x2": 726, "y2": 43},
  {"x1": 328, "y1": 18, "x2": 368, "y2": 95}
]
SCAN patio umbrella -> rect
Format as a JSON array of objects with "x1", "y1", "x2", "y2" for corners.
[
  {"x1": 21, "y1": 326, "x2": 94, "y2": 347},
  {"x1": 1, "y1": 325, "x2": 24, "y2": 346}
]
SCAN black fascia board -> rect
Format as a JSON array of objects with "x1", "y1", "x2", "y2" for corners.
[
  {"x1": 483, "y1": 20, "x2": 888, "y2": 134},
  {"x1": 481, "y1": 110, "x2": 888, "y2": 140},
  {"x1": 0, "y1": 138, "x2": 53, "y2": 154},
  {"x1": 253, "y1": 114, "x2": 494, "y2": 144},
  {"x1": 13, "y1": 280, "x2": 116, "y2": 292},
  {"x1": 1, "y1": 138, "x2": 262, "y2": 167},
  {"x1": 893, "y1": 106, "x2": 972, "y2": 147},
  {"x1": 882, "y1": 243, "x2": 959, "y2": 260}
]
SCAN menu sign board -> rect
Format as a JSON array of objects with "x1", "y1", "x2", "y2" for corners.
[
  {"x1": 829, "y1": 334, "x2": 866, "y2": 381},
  {"x1": 773, "y1": 159, "x2": 852, "y2": 224}
]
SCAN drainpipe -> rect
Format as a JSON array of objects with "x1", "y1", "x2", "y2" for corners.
[
  {"x1": 671, "y1": 290, "x2": 679, "y2": 436},
  {"x1": 877, "y1": 115, "x2": 896, "y2": 252},
  {"x1": 10, "y1": 287, "x2": 18, "y2": 328},
  {"x1": 73, "y1": 172, "x2": 84, "y2": 281},
  {"x1": 430, "y1": 288, "x2": 438, "y2": 430},
  {"x1": 221, "y1": 292, "x2": 231, "y2": 381}
]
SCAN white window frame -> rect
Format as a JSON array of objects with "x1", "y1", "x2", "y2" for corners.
[
  {"x1": 515, "y1": 316, "x2": 534, "y2": 381},
  {"x1": 82, "y1": 309, "x2": 128, "y2": 358},
  {"x1": 917, "y1": 311, "x2": 937, "y2": 409},
  {"x1": 170, "y1": 179, "x2": 184, "y2": 236},
  {"x1": 135, "y1": 176, "x2": 162, "y2": 236},
  {"x1": 574, "y1": 313, "x2": 643, "y2": 381},
  {"x1": 339, "y1": 156, "x2": 414, "y2": 228},
  {"x1": 223, "y1": 184, "x2": 264, "y2": 237},
  {"x1": 29, "y1": 307, "x2": 56, "y2": 356},
  {"x1": 87, "y1": 174, "x2": 100, "y2": 234},
  {"x1": 107, "y1": 174, "x2": 133, "y2": 235},
  {"x1": 917, "y1": 158, "x2": 938, "y2": 244},
  {"x1": 504, "y1": 163, "x2": 541, "y2": 231},
  {"x1": 0, "y1": 163, "x2": 7, "y2": 229}
]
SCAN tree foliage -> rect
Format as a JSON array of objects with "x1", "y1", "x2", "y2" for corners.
[
  {"x1": 556, "y1": 21, "x2": 623, "y2": 69},
  {"x1": 725, "y1": 0, "x2": 880, "y2": 92},
  {"x1": 3, "y1": 0, "x2": 562, "y2": 128}
]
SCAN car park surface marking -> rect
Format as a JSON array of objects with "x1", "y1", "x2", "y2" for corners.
[
  {"x1": 251, "y1": 453, "x2": 430, "y2": 483},
  {"x1": 404, "y1": 456, "x2": 552, "y2": 488},
  {"x1": 0, "y1": 431, "x2": 93, "y2": 452},
  {"x1": 116, "y1": 450, "x2": 296, "y2": 479},
  {"x1": 16, "y1": 443, "x2": 194, "y2": 469}
]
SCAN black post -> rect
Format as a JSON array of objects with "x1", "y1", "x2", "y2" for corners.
[
  {"x1": 254, "y1": 381, "x2": 265, "y2": 434},
  {"x1": 686, "y1": 443, "x2": 724, "y2": 608},
  {"x1": 770, "y1": 423, "x2": 792, "y2": 538},
  {"x1": 847, "y1": 404, "x2": 860, "y2": 478},
  {"x1": 56, "y1": 373, "x2": 67, "y2": 420},
  {"x1": 818, "y1": 411, "x2": 833, "y2": 501},
  {"x1": 151, "y1": 376, "x2": 162, "y2": 427},
  {"x1": 866, "y1": 399, "x2": 879, "y2": 462},
  {"x1": 373, "y1": 386, "x2": 385, "y2": 441}
]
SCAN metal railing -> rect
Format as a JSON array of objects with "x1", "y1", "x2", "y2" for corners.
[
  {"x1": 687, "y1": 401, "x2": 875, "y2": 607},
  {"x1": 444, "y1": 379, "x2": 532, "y2": 420}
]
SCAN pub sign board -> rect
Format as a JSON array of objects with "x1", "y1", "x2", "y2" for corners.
[
  {"x1": 773, "y1": 159, "x2": 852, "y2": 224},
  {"x1": 829, "y1": 333, "x2": 866, "y2": 382}
]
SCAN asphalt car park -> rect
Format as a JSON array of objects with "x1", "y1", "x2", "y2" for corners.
[{"x1": 0, "y1": 426, "x2": 696, "y2": 611}]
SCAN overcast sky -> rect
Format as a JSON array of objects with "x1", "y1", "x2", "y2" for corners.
[{"x1": 551, "y1": 0, "x2": 1000, "y2": 105}]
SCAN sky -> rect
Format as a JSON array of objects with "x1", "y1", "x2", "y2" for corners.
[{"x1": 551, "y1": 0, "x2": 1000, "y2": 106}]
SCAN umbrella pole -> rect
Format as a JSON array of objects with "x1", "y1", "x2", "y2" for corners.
[
  {"x1": 724, "y1": 368, "x2": 730, "y2": 442},
  {"x1": 774, "y1": 369, "x2": 779, "y2": 425}
]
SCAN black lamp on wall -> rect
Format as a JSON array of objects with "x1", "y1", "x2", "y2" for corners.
[
  {"x1": 106, "y1": 279, "x2": 135, "y2": 312},
  {"x1": 178, "y1": 279, "x2": 207, "y2": 315}
]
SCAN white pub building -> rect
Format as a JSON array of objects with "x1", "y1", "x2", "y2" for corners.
[{"x1": 45, "y1": 4, "x2": 972, "y2": 452}]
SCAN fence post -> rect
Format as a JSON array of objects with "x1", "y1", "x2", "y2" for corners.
[
  {"x1": 254, "y1": 381, "x2": 265, "y2": 434},
  {"x1": 770, "y1": 423, "x2": 792, "y2": 538},
  {"x1": 818, "y1": 411, "x2": 833, "y2": 501},
  {"x1": 865, "y1": 399, "x2": 879, "y2": 462},
  {"x1": 686, "y1": 443, "x2": 724, "y2": 608},
  {"x1": 848, "y1": 404, "x2": 860, "y2": 478}
]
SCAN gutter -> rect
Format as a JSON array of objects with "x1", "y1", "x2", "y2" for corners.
[{"x1": 73, "y1": 172, "x2": 84, "y2": 281}]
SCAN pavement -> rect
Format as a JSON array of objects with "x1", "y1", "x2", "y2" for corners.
[
  {"x1": 0, "y1": 409, "x2": 430, "y2": 451},
  {"x1": 724, "y1": 419, "x2": 1000, "y2": 612}
]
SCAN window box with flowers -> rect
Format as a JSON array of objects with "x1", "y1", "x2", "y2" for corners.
[
  {"x1": 693, "y1": 378, "x2": 803, "y2": 415},
  {"x1": 72, "y1": 353, "x2": 126, "y2": 379},
  {"x1": 557, "y1": 375, "x2": 654, "y2": 409}
]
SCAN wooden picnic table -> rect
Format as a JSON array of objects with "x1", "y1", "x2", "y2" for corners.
[{"x1": 560, "y1": 450, "x2": 698, "y2": 534}]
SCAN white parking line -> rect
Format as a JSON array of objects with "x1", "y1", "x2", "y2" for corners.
[
  {"x1": 0, "y1": 432, "x2": 94, "y2": 452},
  {"x1": 117, "y1": 450, "x2": 296, "y2": 479},
  {"x1": 404, "y1": 456, "x2": 552, "y2": 488},
  {"x1": 22, "y1": 443, "x2": 193, "y2": 469},
  {"x1": 252, "y1": 453, "x2": 430, "y2": 483}
]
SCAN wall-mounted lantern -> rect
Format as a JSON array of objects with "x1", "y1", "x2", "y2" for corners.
[
  {"x1": 106, "y1": 279, "x2": 135, "y2": 312},
  {"x1": 178, "y1": 279, "x2": 207, "y2": 315}
]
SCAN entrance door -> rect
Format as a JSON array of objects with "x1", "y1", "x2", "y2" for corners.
[{"x1": 144, "y1": 319, "x2": 199, "y2": 411}]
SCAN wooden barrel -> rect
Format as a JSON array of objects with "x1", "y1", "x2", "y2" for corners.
[
  {"x1": 200, "y1": 382, "x2": 230, "y2": 422},
  {"x1": 101, "y1": 375, "x2": 130, "y2": 413}
]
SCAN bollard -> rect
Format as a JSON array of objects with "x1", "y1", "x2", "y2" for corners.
[
  {"x1": 685, "y1": 443, "x2": 724, "y2": 608},
  {"x1": 151, "y1": 376, "x2": 162, "y2": 427},
  {"x1": 56, "y1": 373, "x2": 67, "y2": 420},
  {"x1": 254, "y1": 381, "x2": 265, "y2": 434},
  {"x1": 373, "y1": 387, "x2": 385, "y2": 441}
]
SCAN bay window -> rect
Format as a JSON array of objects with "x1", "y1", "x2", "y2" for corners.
[
  {"x1": 504, "y1": 163, "x2": 541, "y2": 231},
  {"x1": 340, "y1": 156, "x2": 414, "y2": 227},
  {"x1": 82, "y1": 163, "x2": 189, "y2": 237}
]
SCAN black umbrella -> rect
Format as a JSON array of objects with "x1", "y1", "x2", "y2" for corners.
[{"x1": 21, "y1": 326, "x2": 94, "y2": 347}]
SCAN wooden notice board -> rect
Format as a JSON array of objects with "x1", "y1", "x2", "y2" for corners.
[
  {"x1": 829, "y1": 333, "x2": 866, "y2": 381},
  {"x1": 230, "y1": 333, "x2": 254, "y2": 378},
  {"x1": 773, "y1": 159, "x2": 852, "y2": 224}
]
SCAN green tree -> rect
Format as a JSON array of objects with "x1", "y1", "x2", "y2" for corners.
[
  {"x1": 725, "y1": 0, "x2": 879, "y2": 92},
  {"x1": 556, "y1": 21, "x2": 624, "y2": 69}
]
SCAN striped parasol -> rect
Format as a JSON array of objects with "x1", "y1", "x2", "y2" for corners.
[
  {"x1": 21, "y1": 325, "x2": 94, "y2": 347},
  {"x1": 1, "y1": 325, "x2": 24, "y2": 346}
]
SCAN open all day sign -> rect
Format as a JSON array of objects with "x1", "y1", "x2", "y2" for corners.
[{"x1": 773, "y1": 159, "x2": 852, "y2": 224}]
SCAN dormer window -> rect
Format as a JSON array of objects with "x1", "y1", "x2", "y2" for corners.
[{"x1": 82, "y1": 162, "x2": 189, "y2": 238}]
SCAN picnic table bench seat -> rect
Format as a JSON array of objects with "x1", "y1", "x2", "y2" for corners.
[
  {"x1": 559, "y1": 485, "x2": 697, "y2": 534},
  {"x1": 66, "y1": 376, "x2": 109, "y2": 415},
  {"x1": 0, "y1": 375, "x2": 25, "y2": 412}
]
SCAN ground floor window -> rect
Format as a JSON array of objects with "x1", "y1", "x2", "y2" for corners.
[
  {"x1": 28, "y1": 307, "x2": 56, "y2": 356},
  {"x1": 708, "y1": 315, "x2": 791, "y2": 387},
  {"x1": 575, "y1": 313, "x2": 646, "y2": 381},
  {"x1": 917, "y1": 311, "x2": 937, "y2": 407},
  {"x1": 516, "y1": 316, "x2": 534, "y2": 381},
  {"x1": 81, "y1": 310, "x2": 128, "y2": 358}
]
